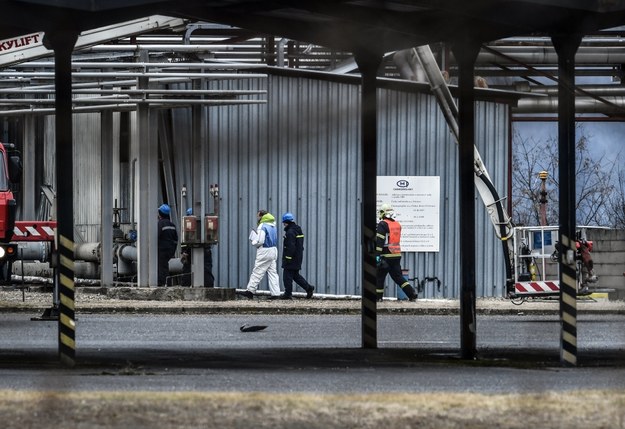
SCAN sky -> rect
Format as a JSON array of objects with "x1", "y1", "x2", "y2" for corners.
[{"x1": 513, "y1": 121, "x2": 625, "y2": 165}]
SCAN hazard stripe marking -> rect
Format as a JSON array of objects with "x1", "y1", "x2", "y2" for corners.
[
  {"x1": 514, "y1": 281, "x2": 559, "y2": 294},
  {"x1": 560, "y1": 234, "x2": 577, "y2": 367},
  {"x1": 58, "y1": 233, "x2": 76, "y2": 367}
]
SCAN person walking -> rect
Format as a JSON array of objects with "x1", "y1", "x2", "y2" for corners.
[
  {"x1": 375, "y1": 203, "x2": 418, "y2": 302},
  {"x1": 238, "y1": 210, "x2": 281, "y2": 299},
  {"x1": 280, "y1": 212, "x2": 314, "y2": 300},
  {"x1": 157, "y1": 203, "x2": 178, "y2": 286}
]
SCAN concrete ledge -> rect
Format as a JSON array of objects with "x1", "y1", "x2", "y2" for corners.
[{"x1": 71, "y1": 286, "x2": 234, "y2": 301}]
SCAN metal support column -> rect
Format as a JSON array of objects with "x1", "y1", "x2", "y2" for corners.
[
  {"x1": 552, "y1": 34, "x2": 582, "y2": 367},
  {"x1": 100, "y1": 111, "x2": 114, "y2": 287},
  {"x1": 355, "y1": 51, "x2": 381, "y2": 349},
  {"x1": 45, "y1": 30, "x2": 78, "y2": 366},
  {"x1": 191, "y1": 79, "x2": 206, "y2": 286},
  {"x1": 22, "y1": 115, "x2": 36, "y2": 220},
  {"x1": 137, "y1": 50, "x2": 158, "y2": 287},
  {"x1": 452, "y1": 42, "x2": 481, "y2": 360}
]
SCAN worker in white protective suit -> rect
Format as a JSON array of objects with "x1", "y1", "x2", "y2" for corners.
[{"x1": 238, "y1": 210, "x2": 281, "y2": 299}]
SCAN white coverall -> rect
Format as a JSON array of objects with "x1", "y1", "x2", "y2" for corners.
[{"x1": 246, "y1": 223, "x2": 280, "y2": 296}]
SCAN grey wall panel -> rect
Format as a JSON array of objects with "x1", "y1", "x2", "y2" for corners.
[
  {"x1": 73, "y1": 112, "x2": 102, "y2": 243},
  {"x1": 202, "y1": 74, "x2": 509, "y2": 298}
]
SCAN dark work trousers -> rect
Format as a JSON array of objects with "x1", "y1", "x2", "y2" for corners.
[
  {"x1": 158, "y1": 249, "x2": 174, "y2": 286},
  {"x1": 283, "y1": 268, "x2": 311, "y2": 296},
  {"x1": 376, "y1": 256, "x2": 416, "y2": 300}
]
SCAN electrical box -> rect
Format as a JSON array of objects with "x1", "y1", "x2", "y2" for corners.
[
  {"x1": 182, "y1": 215, "x2": 199, "y2": 244},
  {"x1": 205, "y1": 215, "x2": 219, "y2": 244}
]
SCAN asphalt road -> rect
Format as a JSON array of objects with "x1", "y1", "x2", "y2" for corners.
[{"x1": 0, "y1": 313, "x2": 624, "y2": 393}]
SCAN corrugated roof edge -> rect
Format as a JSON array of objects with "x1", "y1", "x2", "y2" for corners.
[{"x1": 248, "y1": 65, "x2": 538, "y2": 105}]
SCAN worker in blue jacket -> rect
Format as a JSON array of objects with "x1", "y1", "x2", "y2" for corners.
[
  {"x1": 157, "y1": 203, "x2": 178, "y2": 286},
  {"x1": 280, "y1": 212, "x2": 314, "y2": 300}
]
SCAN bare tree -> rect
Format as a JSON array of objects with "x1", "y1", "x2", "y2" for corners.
[
  {"x1": 606, "y1": 161, "x2": 625, "y2": 229},
  {"x1": 512, "y1": 125, "x2": 617, "y2": 227}
]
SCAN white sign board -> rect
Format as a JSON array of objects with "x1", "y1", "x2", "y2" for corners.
[{"x1": 377, "y1": 176, "x2": 440, "y2": 252}]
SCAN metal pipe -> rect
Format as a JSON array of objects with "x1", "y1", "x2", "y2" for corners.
[
  {"x1": 0, "y1": 98, "x2": 266, "y2": 105},
  {"x1": 0, "y1": 88, "x2": 266, "y2": 95},
  {"x1": 75, "y1": 242, "x2": 101, "y2": 262},
  {"x1": 14, "y1": 76, "x2": 239, "y2": 91},
  {"x1": 473, "y1": 46, "x2": 625, "y2": 64},
  {"x1": 0, "y1": 99, "x2": 267, "y2": 116},
  {"x1": 0, "y1": 71, "x2": 267, "y2": 79},
  {"x1": 278, "y1": 38, "x2": 289, "y2": 67},
  {"x1": 15, "y1": 242, "x2": 50, "y2": 261},
  {"x1": 14, "y1": 261, "x2": 98, "y2": 278},
  {"x1": 514, "y1": 96, "x2": 625, "y2": 114},
  {"x1": 15, "y1": 61, "x2": 262, "y2": 69}
]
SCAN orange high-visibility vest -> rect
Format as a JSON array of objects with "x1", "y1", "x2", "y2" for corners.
[{"x1": 382, "y1": 219, "x2": 401, "y2": 254}]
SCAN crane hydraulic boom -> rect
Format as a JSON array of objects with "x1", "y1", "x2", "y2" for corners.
[{"x1": 411, "y1": 45, "x2": 515, "y2": 291}]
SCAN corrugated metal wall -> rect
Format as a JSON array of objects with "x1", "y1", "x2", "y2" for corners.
[
  {"x1": 44, "y1": 111, "x2": 120, "y2": 244},
  {"x1": 45, "y1": 71, "x2": 509, "y2": 297},
  {"x1": 198, "y1": 73, "x2": 509, "y2": 298}
]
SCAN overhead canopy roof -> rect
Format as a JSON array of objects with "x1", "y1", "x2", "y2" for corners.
[{"x1": 4, "y1": 1, "x2": 625, "y2": 53}]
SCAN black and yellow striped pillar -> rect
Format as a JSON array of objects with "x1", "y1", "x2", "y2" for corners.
[
  {"x1": 552, "y1": 34, "x2": 582, "y2": 367},
  {"x1": 355, "y1": 50, "x2": 382, "y2": 349},
  {"x1": 558, "y1": 234, "x2": 578, "y2": 366},
  {"x1": 45, "y1": 30, "x2": 78, "y2": 366},
  {"x1": 58, "y1": 235, "x2": 76, "y2": 366}
]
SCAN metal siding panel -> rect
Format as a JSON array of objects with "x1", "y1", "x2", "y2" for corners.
[
  {"x1": 133, "y1": 74, "x2": 508, "y2": 298},
  {"x1": 73, "y1": 112, "x2": 101, "y2": 244}
]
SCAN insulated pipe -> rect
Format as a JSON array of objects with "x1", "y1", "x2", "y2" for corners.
[
  {"x1": 515, "y1": 96, "x2": 625, "y2": 114},
  {"x1": 75, "y1": 242, "x2": 100, "y2": 262},
  {"x1": 13, "y1": 261, "x2": 98, "y2": 278},
  {"x1": 472, "y1": 47, "x2": 625, "y2": 65},
  {"x1": 16, "y1": 242, "x2": 50, "y2": 261}
]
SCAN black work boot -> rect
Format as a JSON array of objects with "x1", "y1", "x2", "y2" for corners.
[{"x1": 306, "y1": 285, "x2": 315, "y2": 299}]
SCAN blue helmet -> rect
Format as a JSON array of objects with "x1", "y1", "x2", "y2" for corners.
[
  {"x1": 282, "y1": 212, "x2": 294, "y2": 223},
  {"x1": 186, "y1": 208, "x2": 192, "y2": 216},
  {"x1": 158, "y1": 204, "x2": 171, "y2": 216}
]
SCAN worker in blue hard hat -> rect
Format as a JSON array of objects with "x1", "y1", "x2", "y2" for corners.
[
  {"x1": 157, "y1": 203, "x2": 178, "y2": 286},
  {"x1": 280, "y1": 212, "x2": 314, "y2": 299}
]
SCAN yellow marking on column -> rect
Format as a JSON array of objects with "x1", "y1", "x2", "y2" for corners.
[
  {"x1": 60, "y1": 294, "x2": 75, "y2": 311},
  {"x1": 60, "y1": 313, "x2": 76, "y2": 329},
  {"x1": 561, "y1": 235, "x2": 571, "y2": 247},
  {"x1": 60, "y1": 273, "x2": 75, "y2": 288},
  {"x1": 562, "y1": 273, "x2": 576, "y2": 287},
  {"x1": 59, "y1": 234, "x2": 74, "y2": 251},
  {"x1": 562, "y1": 350, "x2": 577, "y2": 365},
  {"x1": 562, "y1": 312, "x2": 577, "y2": 326},
  {"x1": 563, "y1": 331, "x2": 577, "y2": 346},
  {"x1": 60, "y1": 254, "x2": 75, "y2": 270},
  {"x1": 562, "y1": 293, "x2": 577, "y2": 307},
  {"x1": 60, "y1": 332, "x2": 76, "y2": 348}
]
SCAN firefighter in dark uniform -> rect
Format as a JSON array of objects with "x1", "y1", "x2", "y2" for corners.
[
  {"x1": 280, "y1": 212, "x2": 314, "y2": 299},
  {"x1": 157, "y1": 203, "x2": 178, "y2": 286},
  {"x1": 375, "y1": 203, "x2": 418, "y2": 302}
]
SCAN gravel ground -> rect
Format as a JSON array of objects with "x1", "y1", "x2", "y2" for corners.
[{"x1": 1, "y1": 286, "x2": 624, "y2": 315}]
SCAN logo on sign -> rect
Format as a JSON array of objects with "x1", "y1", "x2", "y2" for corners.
[{"x1": 396, "y1": 180, "x2": 409, "y2": 188}]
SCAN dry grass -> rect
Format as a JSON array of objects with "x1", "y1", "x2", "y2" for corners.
[{"x1": 1, "y1": 389, "x2": 624, "y2": 429}]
